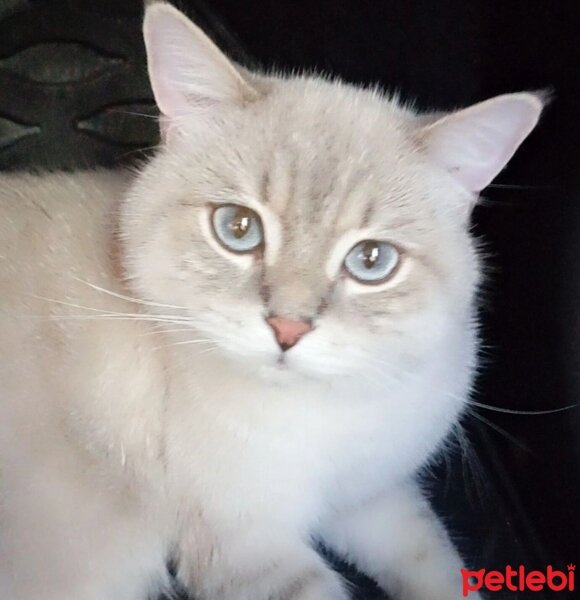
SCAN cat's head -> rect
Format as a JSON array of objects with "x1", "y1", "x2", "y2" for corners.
[{"x1": 121, "y1": 3, "x2": 543, "y2": 385}]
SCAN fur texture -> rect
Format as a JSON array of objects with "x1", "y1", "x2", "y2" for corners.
[{"x1": 0, "y1": 3, "x2": 543, "y2": 599}]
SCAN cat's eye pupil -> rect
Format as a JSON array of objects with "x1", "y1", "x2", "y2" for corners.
[
  {"x1": 362, "y1": 242, "x2": 380, "y2": 269},
  {"x1": 230, "y1": 210, "x2": 251, "y2": 239}
]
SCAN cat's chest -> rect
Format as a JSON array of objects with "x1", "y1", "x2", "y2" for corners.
[{"x1": 165, "y1": 377, "x2": 425, "y2": 523}]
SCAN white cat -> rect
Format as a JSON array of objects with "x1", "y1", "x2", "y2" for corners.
[{"x1": 0, "y1": 3, "x2": 543, "y2": 599}]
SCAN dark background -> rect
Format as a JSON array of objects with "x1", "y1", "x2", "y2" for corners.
[{"x1": 0, "y1": 1, "x2": 578, "y2": 598}]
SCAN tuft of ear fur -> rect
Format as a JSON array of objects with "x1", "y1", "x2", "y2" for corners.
[
  {"x1": 420, "y1": 92, "x2": 545, "y2": 194},
  {"x1": 143, "y1": 2, "x2": 256, "y2": 121}
]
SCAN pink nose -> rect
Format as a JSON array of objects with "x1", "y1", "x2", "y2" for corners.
[{"x1": 266, "y1": 316, "x2": 312, "y2": 351}]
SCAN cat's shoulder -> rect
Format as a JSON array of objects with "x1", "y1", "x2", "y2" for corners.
[
  {"x1": 0, "y1": 168, "x2": 132, "y2": 292},
  {"x1": 0, "y1": 168, "x2": 131, "y2": 245},
  {"x1": 0, "y1": 168, "x2": 131, "y2": 213}
]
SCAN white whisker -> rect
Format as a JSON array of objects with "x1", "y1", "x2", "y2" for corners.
[
  {"x1": 25, "y1": 314, "x2": 194, "y2": 326},
  {"x1": 467, "y1": 409, "x2": 533, "y2": 454},
  {"x1": 198, "y1": 346, "x2": 220, "y2": 357},
  {"x1": 139, "y1": 327, "x2": 196, "y2": 338},
  {"x1": 70, "y1": 276, "x2": 187, "y2": 311},
  {"x1": 468, "y1": 399, "x2": 578, "y2": 416},
  {"x1": 153, "y1": 338, "x2": 216, "y2": 351},
  {"x1": 23, "y1": 294, "x2": 194, "y2": 326},
  {"x1": 28, "y1": 294, "x2": 142, "y2": 316}
]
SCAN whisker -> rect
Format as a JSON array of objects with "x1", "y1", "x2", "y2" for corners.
[
  {"x1": 364, "y1": 358, "x2": 406, "y2": 386},
  {"x1": 25, "y1": 314, "x2": 194, "y2": 326},
  {"x1": 139, "y1": 327, "x2": 196, "y2": 337},
  {"x1": 468, "y1": 410, "x2": 533, "y2": 454},
  {"x1": 453, "y1": 422, "x2": 490, "y2": 511},
  {"x1": 28, "y1": 294, "x2": 134, "y2": 315},
  {"x1": 27, "y1": 293, "x2": 196, "y2": 332},
  {"x1": 106, "y1": 110, "x2": 160, "y2": 120},
  {"x1": 486, "y1": 183, "x2": 554, "y2": 190},
  {"x1": 468, "y1": 399, "x2": 577, "y2": 416},
  {"x1": 70, "y1": 276, "x2": 187, "y2": 311},
  {"x1": 116, "y1": 144, "x2": 163, "y2": 160},
  {"x1": 23, "y1": 295, "x2": 194, "y2": 325},
  {"x1": 359, "y1": 363, "x2": 399, "y2": 390},
  {"x1": 153, "y1": 338, "x2": 216, "y2": 351},
  {"x1": 197, "y1": 346, "x2": 220, "y2": 357}
]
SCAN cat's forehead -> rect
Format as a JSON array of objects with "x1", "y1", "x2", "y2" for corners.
[
  {"x1": 251, "y1": 79, "x2": 416, "y2": 177},
  {"x1": 205, "y1": 80, "x2": 433, "y2": 236}
]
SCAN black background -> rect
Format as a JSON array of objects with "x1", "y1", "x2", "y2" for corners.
[{"x1": 0, "y1": 1, "x2": 578, "y2": 598}]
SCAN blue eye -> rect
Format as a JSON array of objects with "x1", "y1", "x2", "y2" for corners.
[
  {"x1": 344, "y1": 240, "x2": 399, "y2": 284},
  {"x1": 211, "y1": 204, "x2": 263, "y2": 254}
]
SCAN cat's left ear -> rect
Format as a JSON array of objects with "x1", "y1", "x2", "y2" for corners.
[
  {"x1": 419, "y1": 92, "x2": 545, "y2": 194},
  {"x1": 143, "y1": 2, "x2": 256, "y2": 131}
]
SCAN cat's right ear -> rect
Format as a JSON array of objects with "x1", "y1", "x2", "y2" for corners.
[{"x1": 143, "y1": 2, "x2": 256, "y2": 139}]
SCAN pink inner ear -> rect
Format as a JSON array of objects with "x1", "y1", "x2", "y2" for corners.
[
  {"x1": 143, "y1": 3, "x2": 250, "y2": 121},
  {"x1": 144, "y1": 7, "x2": 197, "y2": 118},
  {"x1": 425, "y1": 94, "x2": 543, "y2": 193}
]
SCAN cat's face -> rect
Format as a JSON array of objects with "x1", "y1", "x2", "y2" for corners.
[{"x1": 122, "y1": 3, "x2": 542, "y2": 385}]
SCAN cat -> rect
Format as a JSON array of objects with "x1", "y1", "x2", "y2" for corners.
[{"x1": 0, "y1": 2, "x2": 544, "y2": 599}]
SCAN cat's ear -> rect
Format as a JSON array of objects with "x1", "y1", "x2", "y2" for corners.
[
  {"x1": 143, "y1": 2, "x2": 256, "y2": 123},
  {"x1": 420, "y1": 93, "x2": 545, "y2": 194}
]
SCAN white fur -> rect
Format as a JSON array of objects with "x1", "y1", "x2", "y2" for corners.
[{"x1": 0, "y1": 3, "x2": 544, "y2": 599}]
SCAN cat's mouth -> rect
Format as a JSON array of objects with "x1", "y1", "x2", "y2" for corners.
[{"x1": 253, "y1": 350, "x2": 319, "y2": 384}]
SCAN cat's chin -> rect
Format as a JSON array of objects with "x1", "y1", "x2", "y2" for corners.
[
  {"x1": 256, "y1": 362, "x2": 291, "y2": 382},
  {"x1": 253, "y1": 358, "x2": 311, "y2": 385},
  {"x1": 245, "y1": 354, "x2": 329, "y2": 386}
]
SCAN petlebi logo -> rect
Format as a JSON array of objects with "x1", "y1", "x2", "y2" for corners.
[{"x1": 461, "y1": 564, "x2": 575, "y2": 597}]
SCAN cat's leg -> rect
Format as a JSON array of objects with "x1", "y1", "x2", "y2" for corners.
[
  {"x1": 0, "y1": 458, "x2": 168, "y2": 600},
  {"x1": 318, "y1": 481, "x2": 482, "y2": 600},
  {"x1": 177, "y1": 524, "x2": 351, "y2": 600}
]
